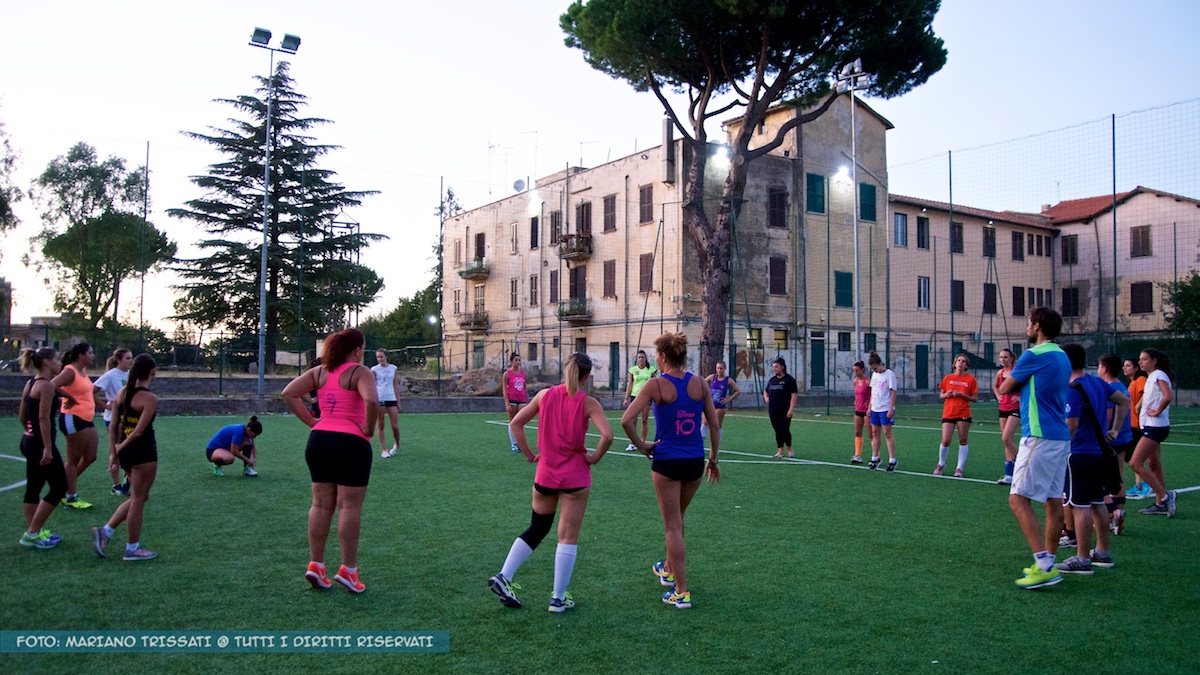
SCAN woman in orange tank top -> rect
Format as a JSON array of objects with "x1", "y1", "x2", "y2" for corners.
[{"x1": 50, "y1": 343, "x2": 101, "y2": 509}]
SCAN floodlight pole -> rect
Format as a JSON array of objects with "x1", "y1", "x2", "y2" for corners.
[{"x1": 837, "y1": 59, "x2": 866, "y2": 361}]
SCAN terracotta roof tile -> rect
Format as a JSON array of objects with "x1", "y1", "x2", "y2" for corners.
[{"x1": 889, "y1": 194, "x2": 1051, "y2": 229}]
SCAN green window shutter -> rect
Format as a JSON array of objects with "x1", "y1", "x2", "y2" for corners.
[
  {"x1": 835, "y1": 271, "x2": 853, "y2": 307},
  {"x1": 806, "y1": 173, "x2": 825, "y2": 213},
  {"x1": 859, "y1": 183, "x2": 876, "y2": 222}
]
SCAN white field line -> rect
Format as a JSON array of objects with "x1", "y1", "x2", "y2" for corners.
[{"x1": 0, "y1": 453, "x2": 25, "y2": 492}]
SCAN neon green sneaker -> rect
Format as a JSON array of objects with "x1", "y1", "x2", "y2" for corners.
[
  {"x1": 19, "y1": 530, "x2": 58, "y2": 549},
  {"x1": 662, "y1": 588, "x2": 691, "y2": 608},
  {"x1": 652, "y1": 560, "x2": 675, "y2": 587},
  {"x1": 213, "y1": 464, "x2": 224, "y2": 477},
  {"x1": 61, "y1": 495, "x2": 91, "y2": 509},
  {"x1": 1015, "y1": 566, "x2": 1062, "y2": 589}
]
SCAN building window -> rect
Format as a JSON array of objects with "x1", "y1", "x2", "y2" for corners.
[
  {"x1": 1061, "y1": 234, "x2": 1078, "y2": 264},
  {"x1": 576, "y1": 201, "x2": 593, "y2": 235},
  {"x1": 768, "y1": 256, "x2": 787, "y2": 295},
  {"x1": 603, "y1": 194, "x2": 617, "y2": 232},
  {"x1": 527, "y1": 342, "x2": 537, "y2": 361},
  {"x1": 951, "y1": 279, "x2": 965, "y2": 312},
  {"x1": 767, "y1": 187, "x2": 787, "y2": 229},
  {"x1": 1011, "y1": 231, "x2": 1024, "y2": 261},
  {"x1": 1036, "y1": 235, "x2": 1044, "y2": 257},
  {"x1": 894, "y1": 213, "x2": 908, "y2": 247},
  {"x1": 454, "y1": 239, "x2": 463, "y2": 267},
  {"x1": 552, "y1": 336, "x2": 559, "y2": 348},
  {"x1": 950, "y1": 222, "x2": 964, "y2": 254},
  {"x1": 550, "y1": 210, "x2": 562, "y2": 244},
  {"x1": 1036, "y1": 288, "x2": 1044, "y2": 306},
  {"x1": 569, "y1": 266, "x2": 586, "y2": 301},
  {"x1": 529, "y1": 275, "x2": 539, "y2": 306},
  {"x1": 859, "y1": 183, "x2": 876, "y2": 222},
  {"x1": 917, "y1": 276, "x2": 930, "y2": 310},
  {"x1": 806, "y1": 173, "x2": 825, "y2": 213},
  {"x1": 549, "y1": 270, "x2": 559, "y2": 304},
  {"x1": 639, "y1": 185, "x2": 654, "y2": 223},
  {"x1": 1012, "y1": 286, "x2": 1025, "y2": 317},
  {"x1": 982, "y1": 227, "x2": 996, "y2": 258},
  {"x1": 983, "y1": 283, "x2": 997, "y2": 314},
  {"x1": 510, "y1": 278, "x2": 518, "y2": 308},
  {"x1": 773, "y1": 329, "x2": 789, "y2": 350},
  {"x1": 747, "y1": 328, "x2": 762, "y2": 349},
  {"x1": 837, "y1": 332, "x2": 851, "y2": 352},
  {"x1": 1130, "y1": 281, "x2": 1153, "y2": 314},
  {"x1": 473, "y1": 283, "x2": 486, "y2": 312},
  {"x1": 603, "y1": 259, "x2": 616, "y2": 298},
  {"x1": 529, "y1": 217, "x2": 539, "y2": 249},
  {"x1": 864, "y1": 333, "x2": 877, "y2": 352},
  {"x1": 1131, "y1": 225, "x2": 1152, "y2": 258},
  {"x1": 917, "y1": 216, "x2": 930, "y2": 249},
  {"x1": 453, "y1": 288, "x2": 461, "y2": 315},
  {"x1": 639, "y1": 253, "x2": 654, "y2": 293},
  {"x1": 1062, "y1": 287, "x2": 1081, "y2": 317},
  {"x1": 475, "y1": 232, "x2": 486, "y2": 261},
  {"x1": 1045, "y1": 288, "x2": 1053, "y2": 309},
  {"x1": 510, "y1": 222, "x2": 518, "y2": 254},
  {"x1": 834, "y1": 271, "x2": 853, "y2": 308}
]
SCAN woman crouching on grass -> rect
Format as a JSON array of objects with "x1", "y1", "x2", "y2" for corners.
[
  {"x1": 92, "y1": 354, "x2": 160, "y2": 561},
  {"x1": 282, "y1": 328, "x2": 378, "y2": 593},
  {"x1": 488, "y1": 353, "x2": 613, "y2": 612},
  {"x1": 622, "y1": 333, "x2": 720, "y2": 609}
]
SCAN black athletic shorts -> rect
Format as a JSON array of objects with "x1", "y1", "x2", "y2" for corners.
[
  {"x1": 854, "y1": 411, "x2": 867, "y2": 418},
  {"x1": 941, "y1": 417, "x2": 973, "y2": 424},
  {"x1": 58, "y1": 413, "x2": 95, "y2": 435},
  {"x1": 118, "y1": 438, "x2": 158, "y2": 471},
  {"x1": 533, "y1": 483, "x2": 586, "y2": 496},
  {"x1": 1065, "y1": 453, "x2": 1116, "y2": 507},
  {"x1": 652, "y1": 457, "x2": 705, "y2": 482},
  {"x1": 305, "y1": 430, "x2": 372, "y2": 487},
  {"x1": 1130, "y1": 428, "x2": 1142, "y2": 444},
  {"x1": 1113, "y1": 439, "x2": 1138, "y2": 464},
  {"x1": 380, "y1": 400, "x2": 399, "y2": 409},
  {"x1": 998, "y1": 409, "x2": 1020, "y2": 419},
  {"x1": 1142, "y1": 426, "x2": 1169, "y2": 443}
]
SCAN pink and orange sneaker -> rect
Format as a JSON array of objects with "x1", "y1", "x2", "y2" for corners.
[
  {"x1": 305, "y1": 562, "x2": 331, "y2": 589},
  {"x1": 334, "y1": 565, "x2": 365, "y2": 593}
]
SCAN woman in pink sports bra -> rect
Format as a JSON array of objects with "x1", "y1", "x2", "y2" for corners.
[
  {"x1": 487, "y1": 353, "x2": 613, "y2": 613},
  {"x1": 503, "y1": 352, "x2": 528, "y2": 452},
  {"x1": 283, "y1": 328, "x2": 378, "y2": 594}
]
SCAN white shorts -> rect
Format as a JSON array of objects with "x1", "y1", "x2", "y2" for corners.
[{"x1": 1010, "y1": 436, "x2": 1070, "y2": 503}]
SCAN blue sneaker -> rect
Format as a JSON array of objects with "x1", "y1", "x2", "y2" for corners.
[
  {"x1": 1139, "y1": 482, "x2": 1154, "y2": 498},
  {"x1": 510, "y1": 443, "x2": 520, "y2": 453},
  {"x1": 488, "y1": 573, "x2": 522, "y2": 608},
  {"x1": 548, "y1": 593, "x2": 575, "y2": 613},
  {"x1": 19, "y1": 530, "x2": 57, "y2": 549},
  {"x1": 39, "y1": 529, "x2": 62, "y2": 545},
  {"x1": 662, "y1": 588, "x2": 692, "y2": 608},
  {"x1": 652, "y1": 560, "x2": 675, "y2": 587}
]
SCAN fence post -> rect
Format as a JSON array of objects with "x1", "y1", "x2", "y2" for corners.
[{"x1": 218, "y1": 332, "x2": 224, "y2": 398}]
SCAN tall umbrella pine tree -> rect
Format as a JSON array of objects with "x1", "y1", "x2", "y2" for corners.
[{"x1": 170, "y1": 61, "x2": 383, "y2": 366}]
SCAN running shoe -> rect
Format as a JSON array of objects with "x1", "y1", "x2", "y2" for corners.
[
  {"x1": 886, "y1": 460, "x2": 896, "y2": 473},
  {"x1": 61, "y1": 495, "x2": 91, "y2": 509},
  {"x1": 954, "y1": 468, "x2": 963, "y2": 478},
  {"x1": 334, "y1": 565, "x2": 365, "y2": 593},
  {"x1": 242, "y1": 467, "x2": 258, "y2": 477},
  {"x1": 1125, "y1": 484, "x2": 1144, "y2": 499},
  {"x1": 305, "y1": 562, "x2": 332, "y2": 589},
  {"x1": 123, "y1": 546, "x2": 157, "y2": 561},
  {"x1": 381, "y1": 450, "x2": 390, "y2": 458},
  {"x1": 548, "y1": 593, "x2": 575, "y2": 613},
  {"x1": 19, "y1": 530, "x2": 57, "y2": 549},
  {"x1": 1089, "y1": 549, "x2": 1114, "y2": 568},
  {"x1": 1015, "y1": 566, "x2": 1062, "y2": 589},
  {"x1": 997, "y1": 475, "x2": 1013, "y2": 485},
  {"x1": 111, "y1": 483, "x2": 129, "y2": 496},
  {"x1": 1055, "y1": 555, "x2": 1094, "y2": 575},
  {"x1": 213, "y1": 464, "x2": 224, "y2": 477},
  {"x1": 868, "y1": 457, "x2": 881, "y2": 471},
  {"x1": 92, "y1": 526, "x2": 109, "y2": 557},
  {"x1": 1139, "y1": 482, "x2": 1154, "y2": 498},
  {"x1": 1058, "y1": 534, "x2": 1077, "y2": 548},
  {"x1": 1166, "y1": 490, "x2": 1177, "y2": 518},
  {"x1": 1139, "y1": 502, "x2": 1168, "y2": 516},
  {"x1": 511, "y1": 443, "x2": 520, "y2": 453},
  {"x1": 39, "y1": 530, "x2": 62, "y2": 544},
  {"x1": 488, "y1": 573, "x2": 522, "y2": 608},
  {"x1": 627, "y1": 443, "x2": 637, "y2": 452},
  {"x1": 850, "y1": 456, "x2": 863, "y2": 464},
  {"x1": 1111, "y1": 511, "x2": 1124, "y2": 535},
  {"x1": 662, "y1": 588, "x2": 692, "y2": 609},
  {"x1": 652, "y1": 560, "x2": 675, "y2": 587},
  {"x1": 933, "y1": 464, "x2": 944, "y2": 476},
  {"x1": 389, "y1": 444, "x2": 398, "y2": 456}
]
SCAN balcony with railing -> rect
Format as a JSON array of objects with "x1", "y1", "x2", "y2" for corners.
[
  {"x1": 456, "y1": 310, "x2": 490, "y2": 332},
  {"x1": 557, "y1": 234, "x2": 593, "y2": 261},
  {"x1": 457, "y1": 258, "x2": 490, "y2": 280},
  {"x1": 556, "y1": 298, "x2": 592, "y2": 325}
]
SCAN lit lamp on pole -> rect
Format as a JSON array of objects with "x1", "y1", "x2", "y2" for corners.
[
  {"x1": 248, "y1": 27, "x2": 301, "y2": 398},
  {"x1": 835, "y1": 58, "x2": 867, "y2": 360}
]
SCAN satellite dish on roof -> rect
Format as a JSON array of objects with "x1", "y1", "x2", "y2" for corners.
[{"x1": 513, "y1": 179, "x2": 526, "y2": 192}]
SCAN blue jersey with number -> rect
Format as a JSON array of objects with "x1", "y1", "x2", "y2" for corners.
[
  {"x1": 1009, "y1": 342, "x2": 1070, "y2": 441},
  {"x1": 652, "y1": 372, "x2": 704, "y2": 461}
]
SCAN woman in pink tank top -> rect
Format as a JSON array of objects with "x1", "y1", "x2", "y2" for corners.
[
  {"x1": 283, "y1": 328, "x2": 378, "y2": 594},
  {"x1": 487, "y1": 353, "x2": 613, "y2": 613},
  {"x1": 503, "y1": 352, "x2": 528, "y2": 453}
]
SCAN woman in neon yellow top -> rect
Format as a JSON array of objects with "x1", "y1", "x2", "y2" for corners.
[{"x1": 624, "y1": 350, "x2": 658, "y2": 451}]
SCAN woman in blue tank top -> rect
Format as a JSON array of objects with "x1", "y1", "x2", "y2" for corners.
[{"x1": 621, "y1": 332, "x2": 720, "y2": 610}]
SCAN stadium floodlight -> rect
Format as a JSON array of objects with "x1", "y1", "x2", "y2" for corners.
[{"x1": 247, "y1": 28, "x2": 302, "y2": 398}]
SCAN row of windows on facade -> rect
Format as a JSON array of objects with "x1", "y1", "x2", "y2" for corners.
[
  {"x1": 911, "y1": 278, "x2": 1158, "y2": 318},
  {"x1": 893, "y1": 215, "x2": 1155, "y2": 263}
]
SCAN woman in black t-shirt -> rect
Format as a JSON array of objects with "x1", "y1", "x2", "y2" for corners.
[{"x1": 762, "y1": 358, "x2": 798, "y2": 458}]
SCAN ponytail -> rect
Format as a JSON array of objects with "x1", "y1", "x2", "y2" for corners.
[
  {"x1": 563, "y1": 352, "x2": 593, "y2": 396},
  {"x1": 121, "y1": 354, "x2": 157, "y2": 404},
  {"x1": 19, "y1": 347, "x2": 57, "y2": 374},
  {"x1": 105, "y1": 348, "x2": 131, "y2": 371}
]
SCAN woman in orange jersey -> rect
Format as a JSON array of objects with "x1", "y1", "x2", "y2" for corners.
[
  {"x1": 934, "y1": 354, "x2": 978, "y2": 478},
  {"x1": 1122, "y1": 358, "x2": 1150, "y2": 499}
]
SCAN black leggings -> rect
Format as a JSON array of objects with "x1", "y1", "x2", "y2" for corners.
[
  {"x1": 769, "y1": 407, "x2": 792, "y2": 448},
  {"x1": 21, "y1": 436, "x2": 68, "y2": 506}
]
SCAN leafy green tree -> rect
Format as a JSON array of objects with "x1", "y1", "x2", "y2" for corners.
[
  {"x1": 0, "y1": 114, "x2": 23, "y2": 236},
  {"x1": 170, "y1": 61, "x2": 384, "y2": 365},
  {"x1": 1163, "y1": 271, "x2": 1200, "y2": 337},
  {"x1": 562, "y1": 0, "x2": 946, "y2": 372},
  {"x1": 30, "y1": 142, "x2": 171, "y2": 328}
]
